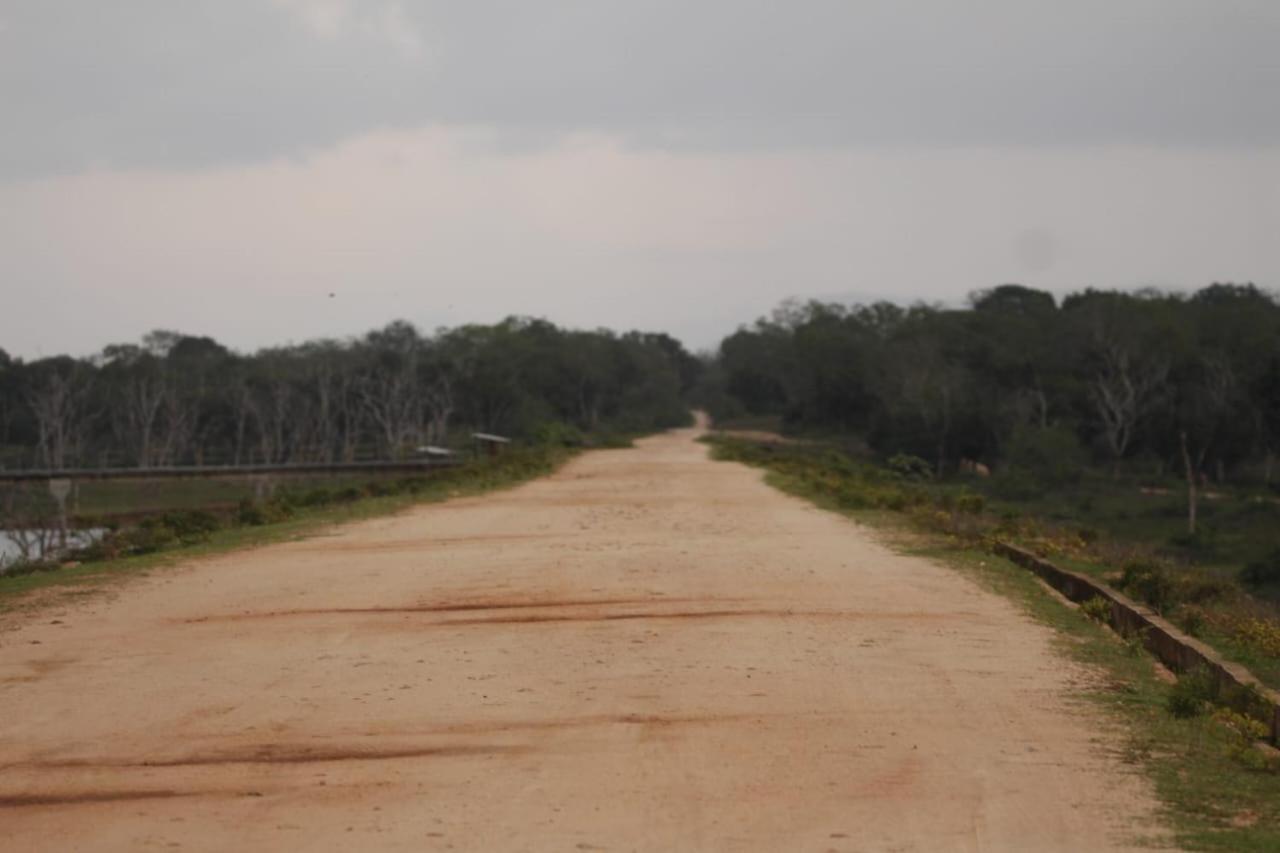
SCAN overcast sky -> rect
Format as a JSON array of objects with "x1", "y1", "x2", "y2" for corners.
[{"x1": 2, "y1": 1, "x2": 1277, "y2": 358}]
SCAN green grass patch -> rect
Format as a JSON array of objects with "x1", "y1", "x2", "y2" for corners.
[{"x1": 979, "y1": 478, "x2": 1280, "y2": 575}]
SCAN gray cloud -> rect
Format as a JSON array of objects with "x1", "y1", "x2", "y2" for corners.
[
  {"x1": 3, "y1": 1, "x2": 1278, "y2": 180},
  {"x1": 2, "y1": 134, "x2": 1274, "y2": 357},
  {"x1": 1, "y1": 2, "x2": 1275, "y2": 360}
]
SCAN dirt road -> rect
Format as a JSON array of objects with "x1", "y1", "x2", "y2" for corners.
[{"x1": 0, "y1": 422, "x2": 1164, "y2": 851}]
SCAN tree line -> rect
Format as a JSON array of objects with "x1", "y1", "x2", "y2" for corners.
[
  {"x1": 0, "y1": 318, "x2": 698, "y2": 470},
  {"x1": 5, "y1": 283, "x2": 1277, "y2": 492},
  {"x1": 704, "y1": 283, "x2": 1280, "y2": 490}
]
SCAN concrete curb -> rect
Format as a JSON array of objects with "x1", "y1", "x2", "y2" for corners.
[{"x1": 991, "y1": 541, "x2": 1280, "y2": 744}]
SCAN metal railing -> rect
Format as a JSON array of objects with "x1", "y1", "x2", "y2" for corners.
[{"x1": 0, "y1": 458, "x2": 463, "y2": 484}]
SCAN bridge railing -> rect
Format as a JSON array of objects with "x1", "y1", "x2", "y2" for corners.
[{"x1": 0, "y1": 458, "x2": 462, "y2": 484}]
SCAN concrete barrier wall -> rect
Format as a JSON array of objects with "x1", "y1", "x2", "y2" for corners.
[{"x1": 991, "y1": 541, "x2": 1280, "y2": 745}]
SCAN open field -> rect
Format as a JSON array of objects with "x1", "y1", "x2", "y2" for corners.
[
  {"x1": 972, "y1": 478, "x2": 1280, "y2": 592},
  {"x1": 960, "y1": 482, "x2": 1280, "y2": 694},
  {"x1": 710, "y1": 418, "x2": 1280, "y2": 588},
  {"x1": 0, "y1": 420, "x2": 1169, "y2": 851}
]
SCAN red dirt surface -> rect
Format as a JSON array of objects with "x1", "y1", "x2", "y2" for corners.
[{"x1": 0, "y1": 421, "x2": 1165, "y2": 851}]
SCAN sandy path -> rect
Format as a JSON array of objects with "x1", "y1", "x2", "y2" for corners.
[{"x1": 0, "y1": 422, "x2": 1164, "y2": 851}]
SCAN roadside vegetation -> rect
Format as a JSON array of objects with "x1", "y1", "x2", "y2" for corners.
[
  {"x1": 0, "y1": 315, "x2": 694, "y2": 574},
  {"x1": 0, "y1": 438, "x2": 590, "y2": 609},
  {"x1": 701, "y1": 283, "x2": 1279, "y2": 550},
  {"x1": 698, "y1": 283, "x2": 1280, "y2": 683},
  {"x1": 709, "y1": 434, "x2": 1280, "y2": 850},
  {"x1": 0, "y1": 316, "x2": 697, "y2": 472},
  {"x1": 710, "y1": 436, "x2": 1280, "y2": 691}
]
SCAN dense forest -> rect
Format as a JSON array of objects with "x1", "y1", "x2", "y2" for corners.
[
  {"x1": 705, "y1": 283, "x2": 1280, "y2": 491},
  {"x1": 0, "y1": 318, "x2": 698, "y2": 470},
  {"x1": 3, "y1": 283, "x2": 1278, "y2": 492}
]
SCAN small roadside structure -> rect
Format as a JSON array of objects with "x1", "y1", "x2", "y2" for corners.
[
  {"x1": 472, "y1": 432, "x2": 512, "y2": 458},
  {"x1": 416, "y1": 445, "x2": 458, "y2": 459}
]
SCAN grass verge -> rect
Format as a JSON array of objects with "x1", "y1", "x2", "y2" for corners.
[
  {"x1": 710, "y1": 436, "x2": 1280, "y2": 694},
  {"x1": 715, "y1": 440, "x2": 1280, "y2": 852},
  {"x1": 0, "y1": 445, "x2": 577, "y2": 615}
]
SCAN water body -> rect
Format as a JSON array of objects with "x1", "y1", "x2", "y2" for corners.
[{"x1": 0, "y1": 529, "x2": 105, "y2": 573}]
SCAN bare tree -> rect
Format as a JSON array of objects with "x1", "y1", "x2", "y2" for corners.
[
  {"x1": 27, "y1": 365, "x2": 91, "y2": 469},
  {"x1": 359, "y1": 364, "x2": 421, "y2": 458},
  {"x1": 300, "y1": 346, "x2": 360, "y2": 462},
  {"x1": 1089, "y1": 339, "x2": 1168, "y2": 478},
  {"x1": 352, "y1": 322, "x2": 431, "y2": 458},
  {"x1": 247, "y1": 377, "x2": 296, "y2": 464},
  {"x1": 421, "y1": 338, "x2": 467, "y2": 446},
  {"x1": 153, "y1": 382, "x2": 195, "y2": 466},
  {"x1": 231, "y1": 379, "x2": 252, "y2": 465},
  {"x1": 334, "y1": 370, "x2": 362, "y2": 462},
  {"x1": 111, "y1": 372, "x2": 165, "y2": 467},
  {"x1": 2, "y1": 527, "x2": 59, "y2": 568}
]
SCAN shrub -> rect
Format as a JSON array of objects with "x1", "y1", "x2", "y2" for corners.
[
  {"x1": 1113, "y1": 560, "x2": 1231, "y2": 612},
  {"x1": 72, "y1": 536, "x2": 122, "y2": 561},
  {"x1": 1178, "y1": 576, "x2": 1234, "y2": 605},
  {"x1": 1167, "y1": 688, "x2": 1203, "y2": 719},
  {"x1": 1211, "y1": 708, "x2": 1274, "y2": 769},
  {"x1": 883, "y1": 492, "x2": 911, "y2": 512},
  {"x1": 364, "y1": 480, "x2": 394, "y2": 498},
  {"x1": 1167, "y1": 668, "x2": 1216, "y2": 718},
  {"x1": 1115, "y1": 622, "x2": 1151, "y2": 657},
  {"x1": 884, "y1": 485, "x2": 927, "y2": 512},
  {"x1": 1080, "y1": 596, "x2": 1112, "y2": 624},
  {"x1": 158, "y1": 510, "x2": 220, "y2": 542},
  {"x1": 295, "y1": 487, "x2": 336, "y2": 507},
  {"x1": 886, "y1": 453, "x2": 933, "y2": 481},
  {"x1": 262, "y1": 498, "x2": 296, "y2": 523},
  {"x1": 533, "y1": 421, "x2": 586, "y2": 448},
  {"x1": 0, "y1": 559, "x2": 60, "y2": 578},
  {"x1": 67, "y1": 510, "x2": 218, "y2": 562},
  {"x1": 392, "y1": 477, "x2": 428, "y2": 496},
  {"x1": 1218, "y1": 680, "x2": 1273, "y2": 720},
  {"x1": 236, "y1": 498, "x2": 293, "y2": 526},
  {"x1": 1225, "y1": 616, "x2": 1280, "y2": 658},
  {"x1": 1175, "y1": 605, "x2": 1206, "y2": 638},
  {"x1": 1118, "y1": 560, "x2": 1176, "y2": 612},
  {"x1": 119, "y1": 521, "x2": 179, "y2": 555},
  {"x1": 1213, "y1": 707, "x2": 1269, "y2": 743},
  {"x1": 334, "y1": 485, "x2": 366, "y2": 503},
  {"x1": 237, "y1": 499, "x2": 268, "y2": 526}
]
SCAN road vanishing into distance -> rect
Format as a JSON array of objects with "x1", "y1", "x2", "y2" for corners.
[{"x1": 1, "y1": 421, "x2": 1165, "y2": 851}]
